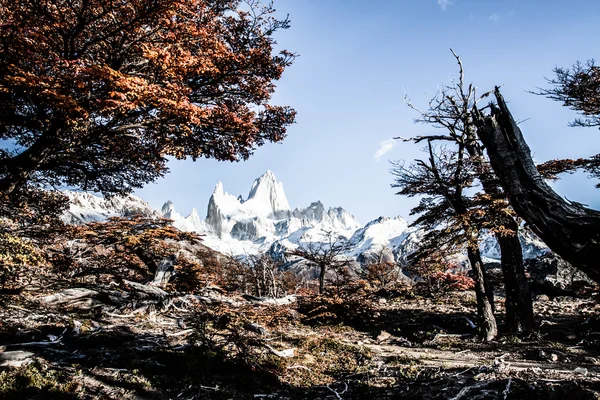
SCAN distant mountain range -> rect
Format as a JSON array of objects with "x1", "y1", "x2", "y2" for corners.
[{"x1": 62, "y1": 170, "x2": 549, "y2": 265}]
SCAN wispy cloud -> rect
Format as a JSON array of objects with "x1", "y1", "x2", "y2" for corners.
[
  {"x1": 374, "y1": 139, "x2": 396, "y2": 162},
  {"x1": 489, "y1": 13, "x2": 501, "y2": 23},
  {"x1": 437, "y1": 0, "x2": 452, "y2": 11}
]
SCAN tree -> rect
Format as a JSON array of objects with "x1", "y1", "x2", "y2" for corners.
[
  {"x1": 535, "y1": 60, "x2": 600, "y2": 128},
  {"x1": 392, "y1": 143, "x2": 498, "y2": 341},
  {"x1": 534, "y1": 60, "x2": 600, "y2": 185},
  {"x1": 0, "y1": 0, "x2": 296, "y2": 197},
  {"x1": 399, "y1": 51, "x2": 534, "y2": 333},
  {"x1": 72, "y1": 216, "x2": 202, "y2": 279},
  {"x1": 361, "y1": 247, "x2": 402, "y2": 289},
  {"x1": 291, "y1": 231, "x2": 354, "y2": 295},
  {"x1": 473, "y1": 88, "x2": 600, "y2": 283}
]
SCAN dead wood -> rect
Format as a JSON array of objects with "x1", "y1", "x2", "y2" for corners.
[{"x1": 473, "y1": 88, "x2": 600, "y2": 283}]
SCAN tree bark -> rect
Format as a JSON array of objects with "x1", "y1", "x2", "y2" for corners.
[
  {"x1": 467, "y1": 244, "x2": 498, "y2": 341},
  {"x1": 473, "y1": 88, "x2": 600, "y2": 283},
  {"x1": 497, "y1": 226, "x2": 534, "y2": 332},
  {"x1": 319, "y1": 264, "x2": 326, "y2": 295},
  {"x1": 0, "y1": 130, "x2": 58, "y2": 195},
  {"x1": 464, "y1": 120, "x2": 534, "y2": 333}
]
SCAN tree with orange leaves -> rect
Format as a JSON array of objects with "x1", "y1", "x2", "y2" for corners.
[{"x1": 0, "y1": 0, "x2": 296, "y2": 197}]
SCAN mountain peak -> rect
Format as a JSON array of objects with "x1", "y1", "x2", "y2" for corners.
[
  {"x1": 161, "y1": 200, "x2": 175, "y2": 215},
  {"x1": 245, "y1": 170, "x2": 290, "y2": 216},
  {"x1": 213, "y1": 181, "x2": 224, "y2": 195}
]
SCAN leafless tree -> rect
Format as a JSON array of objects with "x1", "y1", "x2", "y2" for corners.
[
  {"x1": 245, "y1": 253, "x2": 285, "y2": 298},
  {"x1": 292, "y1": 231, "x2": 354, "y2": 295},
  {"x1": 398, "y1": 50, "x2": 534, "y2": 333},
  {"x1": 392, "y1": 142, "x2": 498, "y2": 341}
]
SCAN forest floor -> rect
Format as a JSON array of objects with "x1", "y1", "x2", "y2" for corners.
[{"x1": 1, "y1": 275, "x2": 600, "y2": 399}]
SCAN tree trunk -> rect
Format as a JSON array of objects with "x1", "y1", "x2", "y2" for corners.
[
  {"x1": 496, "y1": 221, "x2": 535, "y2": 333},
  {"x1": 0, "y1": 133, "x2": 56, "y2": 195},
  {"x1": 473, "y1": 88, "x2": 600, "y2": 283},
  {"x1": 464, "y1": 120, "x2": 534, "y2": 333},
  {"x1": 319, "y1": 264, "x2": 326, "y2": 295},
  {"x1": 467, "y1": 245, "x2": 498, "y2": 341}
]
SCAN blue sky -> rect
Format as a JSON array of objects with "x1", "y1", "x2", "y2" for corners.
[{"x1": 136, "y1": 0, "x2": 600, "y2": 224}]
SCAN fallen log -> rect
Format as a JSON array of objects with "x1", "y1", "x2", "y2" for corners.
[{"x1": 241, "y1": 294, "x2": 297, "y2": 306}]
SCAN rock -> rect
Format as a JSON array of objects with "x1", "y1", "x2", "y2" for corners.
[
  {"x1": 0, "y1": 351, "x2": 34, "y2": 367},
  {"x1": 356, "y1": 246, "x2": 396, "y2": 266},
  {"x1": 574, "y1": 367, "x2": 588, "y2": 376},
  {"x1": 527, "y1": 253, "x2": 594, "y2": 295},
  {"x1": 151, "y1": 254, "x2": 177, "y2": 287},
  {"x1": 535, "y1": 294, "x2": 550, "y2": 302},
  {"x1": 376, "y1": 331, "x2": 392, "y2": 343},
  {"x1": 241, "y1": 294, "x2": 297, "y2": 306},
  {"x1": 264, "y1": 344, "x2": 296, "y2": 358}
]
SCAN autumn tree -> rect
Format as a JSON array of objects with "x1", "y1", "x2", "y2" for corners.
[
  {"x1": 392, "y1": 143, "x2": 498, "y2": 341},
  {"x1": 399, "y1": 51, "x2": 534, "y2": 333},
  {"x1": 0, "y1": 187, "x2": 68, "y2": 290},
  {"x1": 64, "y1": 216, "x2": 202, "y2": 282},
  {"x1": 0, "y1": 0, "x2": 296, "y2": 198},
  {"x1": 361, "y1": 247, "x2": 401, "y2": 289},
  {"x1": 291, "y1": 231, "x2": 354, "y2": 295}
]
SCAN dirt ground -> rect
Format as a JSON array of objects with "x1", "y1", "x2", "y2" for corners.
[{"x1": 1, "y1": 278, "x2": 600, "y2": 400}]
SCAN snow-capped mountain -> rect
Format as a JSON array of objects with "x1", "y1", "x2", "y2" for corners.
[
  {"x1": 61, "y1": 170, "x2": 550, "y2": 264},
  {"x1": 62, "y1": 190, "x2": 160, "y2": 224}
]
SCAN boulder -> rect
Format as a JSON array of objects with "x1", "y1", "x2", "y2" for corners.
[{"x1": 527, "y1": 253, "x2": 594, "y2": 296}]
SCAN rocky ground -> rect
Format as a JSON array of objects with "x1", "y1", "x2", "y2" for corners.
[{"x1": 1, "y1": 270, "x2": 600, "y2": 399}]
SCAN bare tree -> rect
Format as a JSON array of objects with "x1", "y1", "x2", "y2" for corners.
[
  {"x1": 393, "y1": 142, "x2": 498, "y2": 341},
  {"x1": 399, "y1": 50, "x2": 534, "y2": 333},
  {"x1": 246, "y1": 254, "x2": 285, "y2": 298},
  {"x1": 292, "y1": 231, "x2": 354, "y2": 295}
]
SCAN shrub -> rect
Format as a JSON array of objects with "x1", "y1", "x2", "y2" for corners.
[{"x1": 407, "y1": 253, "x2": 474, "y2": 297}]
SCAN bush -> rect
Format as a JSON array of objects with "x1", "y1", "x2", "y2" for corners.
[
  {"x1": 407, "y1": 253, "x2": 474, "y2": 297},
  {"x1": 362, "y1": 260, "x2": 401, "y2": 289}
]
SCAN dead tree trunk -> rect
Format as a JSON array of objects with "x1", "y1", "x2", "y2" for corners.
[
  {"x1": 474, "y1": 88, "x2": 600, "y2": 283},
  {"x1": 467, "y1": 243, "x2": 498, "y2": 341},
  {"x1": 496, "y1": 221, "x2": 535, "y2": 333},
  {"x1": 464, "y1": 122, "x2": 534, "y2": 333}
]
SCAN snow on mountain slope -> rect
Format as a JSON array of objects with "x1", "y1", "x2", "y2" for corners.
[
  {"x1": 197, "y1": 171, "x2": 362, "y2": 254},
  {"x1": 62, "y1": 191, "x2": 160, "y2": 224},
  {"x1": 349, "y1": 217, "x2": 409, "y2": 256},
  {"x1": 61, "y1": 171, "x2": 549, "y2": 264}
]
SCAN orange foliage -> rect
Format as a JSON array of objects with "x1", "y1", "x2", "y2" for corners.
[{"x1": 0, "y1": 0, "x2": 296, "y2": 196}]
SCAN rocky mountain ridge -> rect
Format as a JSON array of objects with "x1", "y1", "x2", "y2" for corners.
[{"x1": 61, "y1": 171, "x2": 549, "y2": 264}]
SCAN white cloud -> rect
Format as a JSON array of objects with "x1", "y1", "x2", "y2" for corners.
[
  {"x1": 489, "y1": 13, "x2": 501, "y2": 23},
  {"x1": 437, "y1": 0, "x2": 452, "y2": 11},
  {"x1": 373, "y1": 139, "x2": 396, "y2": 162}
]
